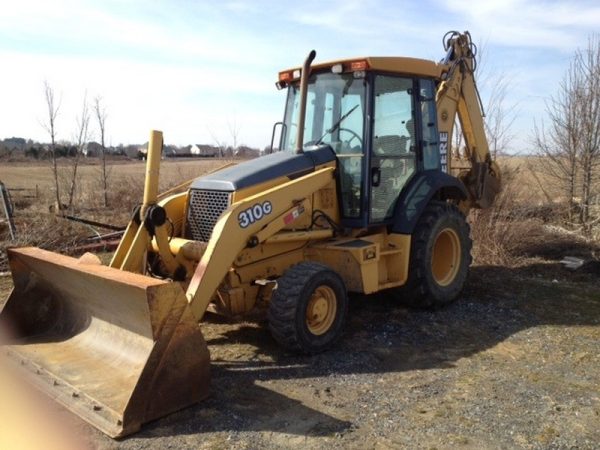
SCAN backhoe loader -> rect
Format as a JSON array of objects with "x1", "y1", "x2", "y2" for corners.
[{"x1": 0, "y1": 31, "x2": 500, "y2": 437}]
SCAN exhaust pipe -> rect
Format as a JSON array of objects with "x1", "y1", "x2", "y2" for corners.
[{"x1": 295, "y1": 50, "x2": 316, "y2": 154}]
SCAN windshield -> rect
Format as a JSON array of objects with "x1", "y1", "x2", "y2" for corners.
[
  {"x1": 281, "y1": 72, "x2": 366, "y2": 154},
  {"x1": 281, "y1": 72, "x2": 366, "y2": 219}
]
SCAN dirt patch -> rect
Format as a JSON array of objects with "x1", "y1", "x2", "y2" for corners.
[{"x1": 1, "y1": 264, "x2": 598, "y2": 449}]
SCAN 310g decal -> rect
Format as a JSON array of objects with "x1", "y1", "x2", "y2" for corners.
[{"x1": 238, "y1": 201, "x2": 273, "y2": 228}]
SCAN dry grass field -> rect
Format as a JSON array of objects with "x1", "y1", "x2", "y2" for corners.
[
  {"x1": 0, "y1": 157, "x2": 230, "y2": 212},
  {"x1": 0, "y1": 156, "x2": 599, "y2": 449},
  {"x1": 0, "y1": 158, "x2": 233, "y2": 265},
  {"x1": 0, "y1": 158, "x2": 228, "y2": 188}
]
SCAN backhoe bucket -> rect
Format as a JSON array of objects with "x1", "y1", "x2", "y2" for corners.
[{"x1": 0, "y1": 247, "x2": 211, "y2": 438}]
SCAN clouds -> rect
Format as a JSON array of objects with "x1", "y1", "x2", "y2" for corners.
[
  {"x1": 440, "y1": 0, "x2": 600, "y2": 52},
  {"x1": 0, "y1": 0, "x2": 286, "y2": 146},
  {"x1": 0, "y1": 0, "x2": 597, "y2": 150}
]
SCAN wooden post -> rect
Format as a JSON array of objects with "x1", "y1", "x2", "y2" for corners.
[{"x1": 0, "y1": 182, "x2": 16, "y2": 240}]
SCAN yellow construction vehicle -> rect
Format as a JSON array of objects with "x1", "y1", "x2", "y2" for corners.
[{"x1": 0, "y1": 31, "x2": 500, "y2": 437}]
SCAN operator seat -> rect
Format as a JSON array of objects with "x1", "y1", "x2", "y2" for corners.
[{"x1": 373, "y1": 135, "x2": 405, "y2": 155}]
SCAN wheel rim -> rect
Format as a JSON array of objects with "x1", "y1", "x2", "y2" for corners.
[
  {"x1": 431, "y1": 228, "x2": 461, "y2": 286},
  {"x1": 306, "y1": 285, "x2": 337, "y2": 336}
]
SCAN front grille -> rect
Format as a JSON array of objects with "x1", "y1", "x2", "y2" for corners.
[{"x1": 187, "y1": 189, "x2": 232, "y2": 242}]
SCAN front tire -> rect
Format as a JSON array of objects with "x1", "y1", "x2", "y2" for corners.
[
  {"x1": 399, "y1": 201, "x2": 472, "y2": 308},
  {"x1": 268, "y1": 262, "x2": 348, "y2": 353}
]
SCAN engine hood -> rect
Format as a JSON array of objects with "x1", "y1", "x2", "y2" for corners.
[{"x1": 190, "y1": 146, "x2": 336, "y2": 192}]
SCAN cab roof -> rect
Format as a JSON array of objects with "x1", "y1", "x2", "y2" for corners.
[{"x1": 279, "y1": 56, "x2": 445, "y2": 81}]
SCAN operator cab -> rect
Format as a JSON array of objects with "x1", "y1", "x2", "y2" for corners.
[{"x1": 277, "y1": 59, "x2": 442, "y2": 228}]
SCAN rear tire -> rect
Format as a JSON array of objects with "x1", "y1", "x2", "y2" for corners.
[
  {"x1": 397, "y1": 201, "x2": 472, "y2": 308},
  {"x1": 268, "y1": 262, "x2": 348, "y2": 353}
]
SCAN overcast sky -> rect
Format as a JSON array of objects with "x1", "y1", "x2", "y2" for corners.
[{"x1": 0, "y1": 0, "x2": 598, "y2": 151}]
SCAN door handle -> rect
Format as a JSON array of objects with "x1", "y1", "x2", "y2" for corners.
[{"x1": 371, "y1": 167, "x2": 381, "y2": 187}]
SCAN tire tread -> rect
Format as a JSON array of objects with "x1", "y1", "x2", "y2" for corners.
[{"x1": 268, "y1": 262, "x2": 347, "y2": 353}]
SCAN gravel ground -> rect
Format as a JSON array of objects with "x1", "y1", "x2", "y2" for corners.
[{"x1": 1, "y1": 262, "x2": 599, "y2": 449}]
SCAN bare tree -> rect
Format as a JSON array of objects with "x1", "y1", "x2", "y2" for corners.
[
  {"x1": 576, "y1": 35, "x2": 600, "y2": 234},
  {"x1": 476, "y1": 42, "x2": 518, "y2": 158},
  {"x1": 206, "y1": 126, "x2": 229, "y2": 158},
  {"x1": 227, "y1": 115, "x2": 240, "y2": 156},
  {"x1": 533, "y1": 63, "x2": 581, "y2": 223},
  {"x1": 484, "y1": 75, "x2": 518, "y2": 159},
  {"x1": 66, "y1": 93, "x2": 90, "y2": 210},
  {"x1": 534, "y1": 34, "x2": 600, "y2": 235},
  {"x1": 42, "y1": 80, "x2": 61, "y2": 208},
  {"x1": 205, "y1": 115, "x2": 243, "y2": 158},
  {"x1": 93, "y1": 96, "x2": 109, "y2": 207}
]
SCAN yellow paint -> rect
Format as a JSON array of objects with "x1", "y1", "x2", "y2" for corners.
[
  {"x1": 141, "y1": 130, "x2": 162, "y2": 216},
  {"x1": 264, "y1": 229, "x2": 334, "y2": 244},
  {"x1": 186, "y1": 166, "x2": 336, "y2": 320}
]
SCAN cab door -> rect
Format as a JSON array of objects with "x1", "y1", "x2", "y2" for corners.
[{"x1": 369, "y1": 75, "x2": 417, "y2": 224}]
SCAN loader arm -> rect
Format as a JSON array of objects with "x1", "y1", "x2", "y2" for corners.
[
  {"x1": 110, "y1": 132, "x2": 236, "y2": 278},
  {"x1": 186, "y1": 165, "x2": 336, "y2": 321},
  {"x1": 436, "y1": 31, "x2": 501, "y2": 210}
]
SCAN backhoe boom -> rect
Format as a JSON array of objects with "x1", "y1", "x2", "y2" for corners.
[{"x1": 436, "y1": 31, "x2": 501, "y2": 209}]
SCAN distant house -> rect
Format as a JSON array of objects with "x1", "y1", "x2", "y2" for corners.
[
  {"x1": 177, "y1": 145, "x2": 192, "y2": 156},
  {"x1": 235, "y1": 146, "x2": 260, "y2": 158},
  {"x1": 135, "y1": 143, "x2": 180, "y2": 159},
  {"x1": 163, "y1": 145, "x2": 178, "y2": 157},
  {"x1": 120, "y1": 144, "x2": 142, "y2": 158},
  {"x1": 83, "y1": 141, "x2": 104, "y2": 157},
  {"x1": 191, "y1": 144, "x2": 219, "y2": 157}
]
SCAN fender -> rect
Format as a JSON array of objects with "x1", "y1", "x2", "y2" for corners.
[{"x1": 391, "y1": 170, "x2": 467, "y2": 234}]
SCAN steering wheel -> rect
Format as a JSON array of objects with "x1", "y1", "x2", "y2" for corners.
[{"x1": 339, "y1": 128, "x2": 363, "y2": 148}]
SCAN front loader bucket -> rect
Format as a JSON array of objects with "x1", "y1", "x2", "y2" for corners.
[{"x1": 0, "y1": 247, "x2": 210, "y2": 438}]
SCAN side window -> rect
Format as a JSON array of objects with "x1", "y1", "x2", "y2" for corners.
[
  {"x1": 419, "y1": 79, "x2": 440, "y2": 170},
  {"x1": 372, "y1": 77, "x2": 414, "y2": 155}
]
